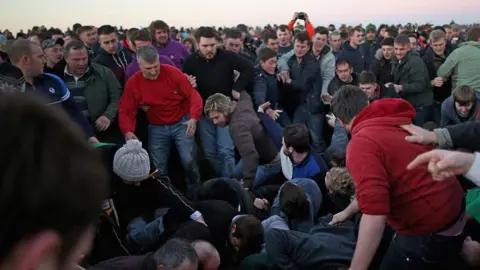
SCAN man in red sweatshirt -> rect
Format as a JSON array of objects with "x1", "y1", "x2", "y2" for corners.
[
  {"x1": 331, "y1": 85, "x2": 466, "y2": 270},
  {"x1": 118, "y1": 45, "x2": 203, "y2": 199}
]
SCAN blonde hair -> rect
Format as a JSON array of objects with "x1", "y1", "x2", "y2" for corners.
[
  {"x1": 204, "y1": 93, "x2": 234, "y2": 116},
  {"x1": 328, "y1": 167, "x2": 355, "y2": 197}
]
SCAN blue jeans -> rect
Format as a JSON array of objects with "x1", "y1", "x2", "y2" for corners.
[
  {"x1": 126, "y1": 215, "x2": 165, "y2": 254},
  {"x1": 148, "y1": 114, "x2": 200, "y2": 198},
  {"x1": 198, "y1": 115, "x2": 235, "y2": 177},
  {"x1": 292, "y1": 104, "x2": 326, "y2": 156},
  {"x1": 233, "y1": 160, "x2": 282, "y2": 189}
]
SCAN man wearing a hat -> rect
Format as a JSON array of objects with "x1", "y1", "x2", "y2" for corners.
[
  {"x1": 365, "y1": 24, "x2": 377, "y2": 45},
  {"x1": 42, "y1": 38, "x2": 64, "y2": 74}
]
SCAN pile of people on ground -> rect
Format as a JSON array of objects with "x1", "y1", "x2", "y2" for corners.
[{"x1": 1, "y1": 12, "x2": 480, "y2": 270}]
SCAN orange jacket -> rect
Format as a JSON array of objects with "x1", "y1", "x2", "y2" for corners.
[{"x1": 288, "y1": 20, "x2": 314, "y2": 39}]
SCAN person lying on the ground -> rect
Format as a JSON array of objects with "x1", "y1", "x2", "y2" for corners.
[
  {"x1": 104, "y1": 139, "x2": 205, "y2": 254},
  {"x1": 90, "y1": 238, "x2": 220, "y2": 270}
]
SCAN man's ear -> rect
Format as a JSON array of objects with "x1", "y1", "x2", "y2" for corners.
[
  {"x1": 20, "y1": 55, "x2": 29, "y2": 66},
  {"x1": 13, "y1": 231, "x2": 61, "y2": 270}
]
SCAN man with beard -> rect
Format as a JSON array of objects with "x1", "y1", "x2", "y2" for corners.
[
  {"x1": 183, "y1": 26, "x2": 253, "y2": 179},
  {"x1": 149, "y1": 20, "x2": 190, "y2": 70}
]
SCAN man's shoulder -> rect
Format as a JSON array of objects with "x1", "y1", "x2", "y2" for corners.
[
  {"x1": 161, "y1": 64, "x2": 183, "y2": 77},
  {"x1": 183, "y1": 52, "x2": 199, "y2": 63},
  {"x1": 37, "y1": 73, "x2": 66, "y2": 88},
  {"x1": 35, "y1": 73, "x2": 70, "y2": 103},
  {"x1": 91, "y1": 62, "x2": 115, "y2": 78}
]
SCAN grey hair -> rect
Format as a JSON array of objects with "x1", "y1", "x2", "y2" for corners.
[
  {"x1": 136, "y1": 45, "x2": 159, "y2": 63},
  {"x1": 153, "y1": 238, "x2": 198, "y2": 268},
  {"x1": 330, "y1": 30, "x2": 341, "y2": 37}
]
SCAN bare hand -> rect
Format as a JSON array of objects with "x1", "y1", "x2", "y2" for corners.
[
  {"x1": 400, "y1": 124, "x2": 437, "y2": 145},
  {"x1": 462, "y1": 237, "x2": 480, "y2": 267},
  {"x1": 292, "y1": 12, "x2": 299, "y2": 20},
  {"x1": 277, "y1": 71, "x2": 290, "y2": 83},
  {"x1": 186, "y1": 74, "x2": 197, "y2": 88},
  {"x1": 321, "y1": 93, "x2": 333, "y2": 105},
  {"x1": 384, "y1": 82, "x2": 393, "y2": 88},
  {"x1": 407, "y1": 149, "x2": 475, "y2": 181},
  {"x1": 258, "y1": 101, "x2": 271, "y2": 112},
  {"x1": 95, "y1": 116, "x2": 111, "y2": 132},
  {"x1": 232, "y1": 90, "x2": 241, "y2": 100},
  {"x1": 140, "y1": 105, "x2": 150, "y2": 112},
  {"x1": 433, "y1": 77, "x2": 444, "y2": 87},
  {"x1": 125, "y1": 132, "x2": 138, "y2": 141},
  {"x1": 182, "y1": 119, "x2": 197, "y2": 137},
  {"x1": 266, "y1": 108, "x2": 283, "y2": 120},
  {"x1": 328, "y1": 210, "x2": 350, "y2": 225},
  {"x1": 393, "y1": 84, "x2": 402, "y2": 93},
  {"x1": 326, "y1": 113, "x2": 336, "y2": 127},
  {"x1": 254, "y1": 198, "x2": 270, "y2": 210},
  {"x1": 88, "y1": 137, "x2": 99, "y2": 143}
]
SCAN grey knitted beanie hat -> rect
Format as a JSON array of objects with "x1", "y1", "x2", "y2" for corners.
[{"x1": 113, "y1": 139, "x2": 150, "y2": 182}]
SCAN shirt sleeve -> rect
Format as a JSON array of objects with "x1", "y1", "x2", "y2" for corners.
[
  {"x1": 117, "y1": 77, "x2": 139, "y2": 135},
  {"x1": 347, "y1": 136, "x2": 390, "y2": 215},
  {"x1": 175, "y1": 68, "x2": 203, "y2": 121}
]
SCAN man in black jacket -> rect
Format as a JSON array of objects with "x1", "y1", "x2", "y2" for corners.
[
  {"x1": 388, "y1": 35, "x2": 433, "y2": 126},
  {"x1": 183, "y1": 26, "x2": 253, "y2": 179},
  {"x1": 281, "y1": 31, "x2": 325, "y2": 155},
  {"x1": 422, "y1": 29, "x2": 456, "y2": 125}
]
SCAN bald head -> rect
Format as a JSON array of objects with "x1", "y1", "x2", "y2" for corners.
[
  {"x1": 7, "y1": 39, "x2": 38, "y2": 65},
  {"x1": 191, "y1": 240, "x2": 220, "y2": 270}
]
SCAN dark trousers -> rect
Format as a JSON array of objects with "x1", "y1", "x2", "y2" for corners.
[
  {"x1": 379, "y1": 232, "x2": 466, "y2": 270},
  {"x1": 413, "y1": 105, "x2": 432, "y2": 127}
]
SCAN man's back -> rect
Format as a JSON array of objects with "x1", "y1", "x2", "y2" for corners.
[
  {"x1": 230, "y1": 92, "x2": 278, "y2": 166},
  {"x1": 438, "y1": 41, "x2": 480, "y2": 92},
  {"x1": 347, "y1": 98, "x2": 464, "y2": 234}
]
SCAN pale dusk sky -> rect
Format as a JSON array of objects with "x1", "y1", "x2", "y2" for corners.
[{"x1": 1, "y1": 0, "x2": 479, "y2": 33}]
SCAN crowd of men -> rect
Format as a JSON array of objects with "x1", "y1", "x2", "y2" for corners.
[{"x1": 1, "y1": 12, "x2": 480, "y2": 270}]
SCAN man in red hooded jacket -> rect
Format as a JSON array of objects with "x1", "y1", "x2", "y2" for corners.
[{"x1": 331, "y1": 85, "x2": 466, "y2": 270}]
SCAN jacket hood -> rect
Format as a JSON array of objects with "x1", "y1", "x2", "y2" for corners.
[
  {"x1": 460, "y1": 41, "x2": 480, "y2": 49},
  {"x1": 375, "y1": 48, "x2": 383, "y2": 60},
  {"x1": 351, "y1": 98, "x2": 415, "y2": 135},
  {"x1": 96, "y1": 48, "x2": 130, "y2": 69}
]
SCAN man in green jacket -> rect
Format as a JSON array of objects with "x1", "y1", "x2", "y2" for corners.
[
  {"x1": 438, "y1": 26, "x2": 480, "y2": 93},
  {"x1": 61, "y1": 40, "x2": 123, "y2": 143}
]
